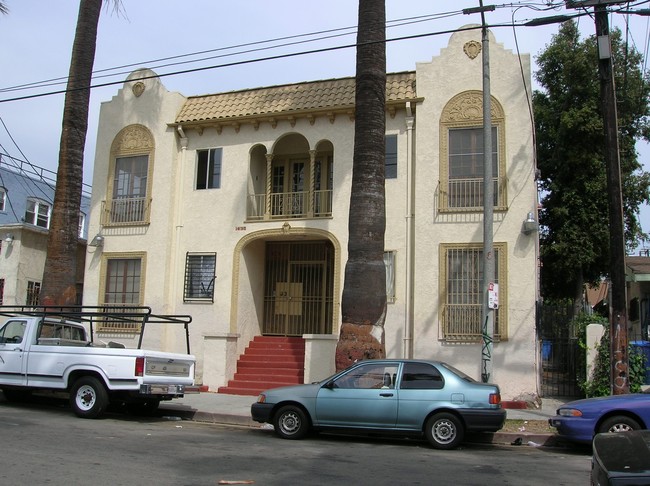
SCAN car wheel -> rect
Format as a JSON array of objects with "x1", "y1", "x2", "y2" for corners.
[
  {"x1": 598, "y1": 415, "x2": 641, "y2": 434},
  {"x1": 424, "y1": 413, "x2": 464, "y2": 449},
  {"x1": 273, "y1": 405, "x2": 310, "y2": 440},
  {"x1": 70, "y1": 376, "x2": 109, "y2": 419}
]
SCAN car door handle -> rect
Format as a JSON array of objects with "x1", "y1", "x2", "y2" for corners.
[{"x1": 379, "y1": 393, "x2": 394, "y2": 397}]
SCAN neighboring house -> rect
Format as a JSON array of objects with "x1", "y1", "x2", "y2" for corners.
[
  {"x1": 83, "y1": 27, "x2": 539, "y2": 401},
  {"x1": 626, "y1": 254, "x2": 650, "y2": 340},
  {"x1": 0, "y1": 157, "x2": 91, "y2": 305}
]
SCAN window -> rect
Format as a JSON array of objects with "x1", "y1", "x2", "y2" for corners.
[
  {"x1": 26, "y1": 281, "x2": 41, "y2": 306},
  {"x1": 112, "y1": 155, "x2": 148, "y2": 223},
  {"x1": 78, "y1": 212, "x2": 86, "y2": 238},
  {"x1": 333, "y1": 362, "x2": 399, "y2": 389},
  {"x1": 384, "y1": 251, "x2": 396, "y2": 304},
  {"x1": 104, "y1": 258, "x2": 142, "y2": 305},
  {"x1": 440, "y1": 243, "x2": 507, "y2": 341},
  {"x1": 98, "y1": 255, "x2": 145, "y2": 332},
  {"x1": 314, "y1": 155, "x2": 333, "y2": 216},
  {"x1": 25, "y1": 199, "x2": 50, "y2": 228},
  {"x1": 0, "y1": 187, "x2": 6, "y2": 212},
  {"x1": 184, "y1": 253, "x2": 216, "y2": 302},
  {"x1": 385, "y1": 134, "x2": 397, "y2": 179},
  {"x1": 105, "y1": 125, "x2": 154, "y2": 226},
  {"x1": 439, "y1": 91, "x2": 506, "y2": 211},
  {"x1": 0, "y1": 320, "x2": 26, "y2": 344},
  {"x1": 401, "y1": 362, "x2": 444, "y2": 390},
  {"x1": 448, "y1": 127, "x2": 498, "y2": 208},
  {"x1": 196, "y1": 148, "x2": 223, "y2": 189}
]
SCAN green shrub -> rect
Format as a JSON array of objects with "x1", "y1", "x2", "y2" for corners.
[{"x1": 581, "y1": 319, "x2": 648, "y2": 397}]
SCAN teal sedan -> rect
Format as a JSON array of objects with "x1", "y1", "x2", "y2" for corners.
[{"x1": 251, "y1": 359, "x2": 506, "y2": 449}]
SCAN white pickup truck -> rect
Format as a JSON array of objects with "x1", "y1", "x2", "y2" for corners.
[{"x1": 0, "y1": 306, "x2": 199, "y2": 419}]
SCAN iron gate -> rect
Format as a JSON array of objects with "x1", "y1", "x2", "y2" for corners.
[
  {"x1": 263, "y1": 241, "x2": 334, "y2": 336},
  {"x1": 537, "y1": 302, "x2": 584, "y2": 398}
]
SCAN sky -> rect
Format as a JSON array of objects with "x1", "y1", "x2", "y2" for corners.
[{"x1": 0, "y1": 0, "x2": 648, "y2": 250}]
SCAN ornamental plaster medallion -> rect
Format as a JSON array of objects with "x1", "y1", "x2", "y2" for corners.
[
  {"x1": 442, "y1": 91, "x2": 504, "y2": 123},
  {"x1": 114, "y1": 125, "x2": 154, "y2": 153},
  {"x1": 132, "y1": 81, "x2": 145, "y2": 97},
  {"x1": 463, "y1": 40, "x2": 481, "y2": 60}
]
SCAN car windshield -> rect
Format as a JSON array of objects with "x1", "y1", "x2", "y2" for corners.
[{"x1": 440, "y1": 362, "x2": 476, "y2": 383}]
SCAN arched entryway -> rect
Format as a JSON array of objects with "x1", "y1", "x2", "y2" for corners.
[{"x1": 230, "y1": 228, "x2": 341, "y2": 338}]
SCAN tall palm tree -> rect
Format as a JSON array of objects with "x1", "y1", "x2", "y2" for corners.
[
  {"x1": 40, "y1": 0, "x2": 103, "y2": 305},
  {"x1": 0, "y1": 3, "x2": 9, "y2": 15},
  {"x1": 335, "y1": 0, "x2": 387, "y2": 370}
]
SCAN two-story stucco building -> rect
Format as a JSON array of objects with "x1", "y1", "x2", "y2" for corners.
[
  {"x1": 0, "y1": 158, "x2": 91, "y2": 306},
  {"x1": 83, "y1": 27, "x2": 540, "y2": 401}
]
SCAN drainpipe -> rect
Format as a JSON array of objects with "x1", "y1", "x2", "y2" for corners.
[
  {"x1": 169, "y1": 125, "x2": 188, "y2": 307},
  {"x1": 403, "y1": 102, "x2": 415, "y2": 358}
]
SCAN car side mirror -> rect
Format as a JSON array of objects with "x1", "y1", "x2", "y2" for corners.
[{"x1": 323, "y1": 380, "x2": 336, "y2": 389}]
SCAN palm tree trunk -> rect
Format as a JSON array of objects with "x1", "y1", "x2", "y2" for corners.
[
  {"x1": 40, "y1": 0, "x2": 102, "y2": 305},
  {"x1": 335, "y1": 0, "x2": 387, "y2": 371}
]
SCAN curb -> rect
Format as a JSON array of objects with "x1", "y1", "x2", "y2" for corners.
[{"x1": 161, "y1": 408, "x2": 562, "y2": 447}]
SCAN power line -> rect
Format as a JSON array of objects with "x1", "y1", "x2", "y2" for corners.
[
  {"x1": 0, "y1": 11, "x2": 454, "y2": 95},
  {"x1": 3, "y1": 2, "x2": 647, "y2": 105}
]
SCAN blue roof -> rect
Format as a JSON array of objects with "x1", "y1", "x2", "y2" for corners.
[{"x1": 0, "y1": 160, "x2": 91, "y2": 239}]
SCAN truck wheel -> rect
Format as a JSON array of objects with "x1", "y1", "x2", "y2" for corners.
[{"x1": 70, "y1": 376, "x2": 109, "y2": 419}]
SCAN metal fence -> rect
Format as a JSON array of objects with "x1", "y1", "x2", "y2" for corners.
[{"x1": 537, "y1": 302, "x2": 584, "y2": 398}]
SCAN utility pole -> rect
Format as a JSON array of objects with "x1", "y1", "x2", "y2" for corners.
[
  {"x1": 464, "y1": 2, "x2": 496, "y2": 383},
  {"x1": 566, "y1": 0, "x2": 629, "y2": 394},
  {"x1": 594, "y1": 5, "x2": 629, "y2": 394}
]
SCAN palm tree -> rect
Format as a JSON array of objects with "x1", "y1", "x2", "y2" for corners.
[
  {"x1": 0, "y1": 2, "x2": 8, "y2": 15},
  {"x1": 335, "y1": 0, "x2": 387, "y2": 370},
  {"x1": 39, "y1": 0, "x2": 103, "y2": 305}
]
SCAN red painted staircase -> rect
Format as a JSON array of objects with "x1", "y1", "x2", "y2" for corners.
[{"x1": 217, "y1": 336, "x2": 305, "y2": 396}]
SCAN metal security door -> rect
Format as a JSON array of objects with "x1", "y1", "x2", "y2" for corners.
[{"x1": 263, "y1": 242, "x2": 333, "y2": 336}]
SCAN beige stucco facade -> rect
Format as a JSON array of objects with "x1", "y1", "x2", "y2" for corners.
[{"x1": 84, "y1": 27, "x2": 540, "y2": 401}]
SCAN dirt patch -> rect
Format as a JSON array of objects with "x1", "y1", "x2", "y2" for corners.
[{"x1": 502, "y1": 419, "x2": 556, "y2": 435}]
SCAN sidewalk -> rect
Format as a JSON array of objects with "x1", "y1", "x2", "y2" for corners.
[{"x1": 159, "y1": 392, "x2": 567, "y2": 447}]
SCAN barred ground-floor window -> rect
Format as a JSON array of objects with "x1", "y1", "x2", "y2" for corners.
[
  {"x1": 439, "y1": 242, "x2": 507, "y2": 342},
  {"x1": 98, "y1": 253, "x2": 146, "y2": 332}
]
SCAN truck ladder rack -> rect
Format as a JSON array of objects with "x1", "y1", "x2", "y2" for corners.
[{"x1": 0, "y1": 305, "x2": 193, "y2": 354}]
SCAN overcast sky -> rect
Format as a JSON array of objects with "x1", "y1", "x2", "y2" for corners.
[{"x1": 0, "y1": 1, "x2": 648, "y2": 248}]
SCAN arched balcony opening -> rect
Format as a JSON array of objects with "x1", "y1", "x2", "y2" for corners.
[{"x1": 246, "y1": 134, "x2": 334, "y2": 221}]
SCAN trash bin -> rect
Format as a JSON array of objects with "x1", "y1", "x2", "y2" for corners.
[
  {"x1": 629, "y1": 340, "x2": 650, "y2": 385},
  {"x1": 542, "y1": 340, "x2": 552, "y2": 361}
]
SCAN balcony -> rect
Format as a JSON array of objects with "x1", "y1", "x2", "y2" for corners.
[
  {"x1": 247, "y1": 189, "x2": 332, "y2": 221},
  {"x1": 439, "y1": 177, "x2": 508, "y2": 212},
  {"x1": 101, "y1": 197, "x2": 151, "y2": 226}
]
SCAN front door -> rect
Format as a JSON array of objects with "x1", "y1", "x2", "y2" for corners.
[
  {"x1": 271, "y1": 158, "x2": 307, "y2": 217},
  {"x1": 0, "y1": 319, "x2": 28, "y2": 385},
  {"x1": 263, "y1": 241, "x2": 334, "y2": 336}
]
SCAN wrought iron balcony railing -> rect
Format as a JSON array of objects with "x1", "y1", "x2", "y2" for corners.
[
  {"x1": 101, "y1": 197, "x2": 151, "y2": 226},
  {"x1": 247, "y1": 189, "x2": 332, "y2": 221}
]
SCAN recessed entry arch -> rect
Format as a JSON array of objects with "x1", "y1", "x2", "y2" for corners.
[{"x1": 229, "y1": 227, "x2": 341, "y2": 336}]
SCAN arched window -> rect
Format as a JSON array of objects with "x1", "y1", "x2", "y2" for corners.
[
  {"x1": 439, "y1": 91, "x2": 507, "y2": 212},
  {"x1": 103, "y1": 125, "x2": 154, "y2": 226}
]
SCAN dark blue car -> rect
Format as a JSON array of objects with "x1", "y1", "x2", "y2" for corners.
[{"x1": 549, "y1": 391, "x2": 650, "y2": 443}]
